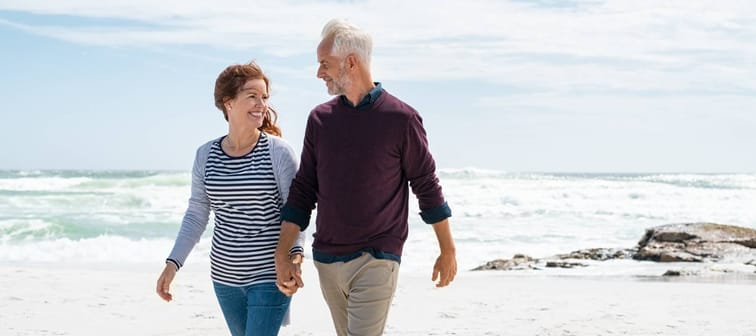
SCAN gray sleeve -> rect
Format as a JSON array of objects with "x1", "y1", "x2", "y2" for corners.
[
  {"x1": 166, "y1": 141, "x2": 213, "y2": 269},
  {"x1": 270, "y1": 135, "x2": 307, "y2": 255}
]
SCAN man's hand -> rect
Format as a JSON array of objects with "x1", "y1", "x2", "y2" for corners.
[
  {"x1": 430, "y1": 218, "x2": 457, "y2": 287},
  {"x1": 274, "y1": 221, "x2": 305, "y2": 296},
  {"x1": 275, "y1": 253, "x2": 303, "y2": 296},
  {"x1": 432, "y1": 251, "x2": 457, "y2": 287}
]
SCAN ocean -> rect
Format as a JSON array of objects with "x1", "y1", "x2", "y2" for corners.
[{"x1": 2, "y1": 169, "x2": 755, "y2": 275}]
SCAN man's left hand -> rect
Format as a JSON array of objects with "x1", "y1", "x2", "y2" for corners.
[{"x1": 431, "y1": 251, "x2": 457, "y2": 287}]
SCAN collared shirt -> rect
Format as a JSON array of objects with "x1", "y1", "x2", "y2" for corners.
[{"x1": 339, "y1": 82, "x2": 383, "y2": 109}]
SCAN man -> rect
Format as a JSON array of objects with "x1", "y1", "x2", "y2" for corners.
[{"x1": 275, "y1": 18, "x2": 457, "y2": 335}]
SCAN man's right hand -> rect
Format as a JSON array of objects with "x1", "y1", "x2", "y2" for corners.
[{"x1": 275, "y1": 253, "x2": 304, "y2": 296}]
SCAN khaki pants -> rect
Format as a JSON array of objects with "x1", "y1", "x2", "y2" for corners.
[{"x1": 314, "y1": 253, "x2": 400, "y2": 336}]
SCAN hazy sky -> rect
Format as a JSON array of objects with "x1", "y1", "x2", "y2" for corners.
[{"x1": 1, "y1": 0, "x2": 755, "y2": 172}]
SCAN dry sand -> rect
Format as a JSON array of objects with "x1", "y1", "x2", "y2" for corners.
[{"x1": 1, "y1": 261, "x2": 755, "y2": 336}]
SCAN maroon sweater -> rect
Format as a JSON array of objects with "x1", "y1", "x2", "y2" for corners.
[{"x1": 281, "y1": 88, "x2": 451, "y2": 259}]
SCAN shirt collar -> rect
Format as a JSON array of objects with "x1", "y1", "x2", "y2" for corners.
[{"x1": 340, "y1": 82, "x2": 382, "y2": 109}]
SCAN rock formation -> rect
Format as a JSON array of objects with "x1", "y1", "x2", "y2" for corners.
[
  {"x1": 473, "y1": 223, "x2": 756, "y2": 275},
  {"x1": 633, "y1": 223, "x2": 756, "y2": 263}
]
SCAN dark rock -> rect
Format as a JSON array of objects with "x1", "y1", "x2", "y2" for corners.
[
  {"x1": 473, "y1": 223, "x2": 756, "y2": 272},
  {"x1": 471, "y1": 255, "x2": 537, "y2": 271},
  {"x1": 662, "y1": 269, "x2": 701, "y2": 277},
  {"x1": 545, "y1": 261, "x2": 588, "y2": 268},
  {"x1": 666, "y1": 252, "x2": 704, "y2": 262},
  {"x1": 633, "y1": 223, "x2": 756, "y2": 263},
  {"x1": 555, "y1": 248, "x2": 635, "y2": 261}
]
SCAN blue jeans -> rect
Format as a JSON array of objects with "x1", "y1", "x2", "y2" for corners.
[{"x1": 213, "y1": 281, "x2": 291, "y2": 336}]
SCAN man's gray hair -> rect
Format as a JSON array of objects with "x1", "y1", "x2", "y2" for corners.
[{"x1": 321, "y1": 18, "x2": 372, "y2": 67}]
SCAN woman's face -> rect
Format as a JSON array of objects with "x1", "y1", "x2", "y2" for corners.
[{"x1": 225, "y1": 78, "x2": 268, "y2": 129}]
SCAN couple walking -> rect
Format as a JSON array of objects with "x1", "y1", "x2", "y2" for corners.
[{"x1": 156, "y1": 18, "x2": 457, "y2": 336}]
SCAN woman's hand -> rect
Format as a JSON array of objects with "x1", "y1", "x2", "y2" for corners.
[{"x1": 156, "y1": 262, "x2": 178, "y2": 302}]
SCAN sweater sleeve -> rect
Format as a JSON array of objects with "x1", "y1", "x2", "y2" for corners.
[
  {"x1": 166, "y1": 141, "x2": 213, "y2": 269},
  {"x1": 269, "y1": 135, "x2": 307, "y2": 255},
  {"x1": 280, "y1": 114, "x2": 319, "y2": 231},
  {"x1": 402, "y1": 113, "x2": 452, "y2": 224}
]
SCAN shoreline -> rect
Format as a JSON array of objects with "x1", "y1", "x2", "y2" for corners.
[{"x1": 2, "y1": 261, "x2": 755, "y2": 336}]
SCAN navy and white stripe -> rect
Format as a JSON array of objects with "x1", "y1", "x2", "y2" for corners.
[{"x1": 205, "y1": 133, "x2": 282, "y2": 286}]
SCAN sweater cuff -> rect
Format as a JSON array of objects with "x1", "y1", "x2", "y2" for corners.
[
  {"x1": 166, "y1": 258, "x2": 182, "y2": 271},
  {"x1": 281, "y1": 204, "x2": 311, "y2": 231},
  {"x1": 289, "y1": 246, "x2": 305, "y2": 255},
  {"x1": 420, "y1": 201, "x2": 452, "y2": 224}
]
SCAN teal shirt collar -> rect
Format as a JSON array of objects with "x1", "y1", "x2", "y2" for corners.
[{"x1": 339, "y1": 82, "x2": 382, "y2": 109}]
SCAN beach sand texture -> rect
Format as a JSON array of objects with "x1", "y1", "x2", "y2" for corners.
[{"x1": 2, "y1": 261, "x2": 755, "y2": 336}]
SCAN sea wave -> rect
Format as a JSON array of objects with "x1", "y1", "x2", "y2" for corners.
[
  {"x1": 436, "y1": 169, "x2": 756, "y2": 190},
  {"x1": 0, "y1": 170, "x2": 190, "y2": 191},
  {"x1": 1, "y1": 170, "x2": 755, "y2": 270},
  {"x1": 0, "y1": 235, "x2": 210, "y2": 263}
]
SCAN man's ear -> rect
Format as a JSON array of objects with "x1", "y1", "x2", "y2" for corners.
[{"x1": 346, "y1": 54, "x2": 358, "y2": 70}]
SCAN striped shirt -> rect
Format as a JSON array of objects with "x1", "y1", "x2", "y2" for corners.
[{"x1": 204, "y1": 133, "x2": 282, "y2": 286}]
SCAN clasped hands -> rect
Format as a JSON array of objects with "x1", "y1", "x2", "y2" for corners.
[{"x1": 275, "y1": 253, "x2": 304, "y2": 296}]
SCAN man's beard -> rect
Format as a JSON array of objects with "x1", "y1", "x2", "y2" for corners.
[{"x1": 328, "y1": 61, "x2": 352, "y2": 96}]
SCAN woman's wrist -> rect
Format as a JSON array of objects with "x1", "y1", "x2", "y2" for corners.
[{"x1": 289, "y1": 253, "x2": 304, "y2": 264}]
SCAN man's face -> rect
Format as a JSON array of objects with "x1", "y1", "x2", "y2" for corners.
[{"x1": 317, "y1": 38, "x2": 351, "y2": 96}]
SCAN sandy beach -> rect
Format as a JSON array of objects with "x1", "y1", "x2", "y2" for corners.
[{"x1": 2, "y1": 260, "x2": 755, "y2": 336}]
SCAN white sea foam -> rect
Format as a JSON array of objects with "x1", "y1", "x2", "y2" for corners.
[
  {"x1": 0, "y1": 236, "x2": 211, "y2": 264},
  {"x1": 1, "y1": 170, "x2": 755, "y2": 276},
  {"x1": 0, "y1": 176, "x2": 93, "y2": 191}
]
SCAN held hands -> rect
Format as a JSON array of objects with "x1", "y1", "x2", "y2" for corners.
[
  {"x1": 275, "y1": 253, "x2": 304, "y2": 296},
  {"x1": 432, "y1": 250, "x2": 457, "y2": 288},
  {"x1": 156, "y1": 262, "x2": 178, "y2": 302}
]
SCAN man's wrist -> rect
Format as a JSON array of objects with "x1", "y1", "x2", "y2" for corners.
[{"x1": 439, "y1": 246, "x2": 456, "y2": 255}]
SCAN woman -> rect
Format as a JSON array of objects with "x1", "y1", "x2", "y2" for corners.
[{"x1": 156, "y1": 61, "x2": 306, "y2": 336}]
